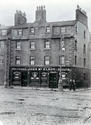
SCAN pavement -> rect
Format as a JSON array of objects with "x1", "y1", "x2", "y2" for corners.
[{"x1": 0, "y1": 86, "x2": 91, "y2": 125}]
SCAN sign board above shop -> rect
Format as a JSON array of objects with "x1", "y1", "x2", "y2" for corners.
[{"x1": 11, "y1": 66, "x2": 60, "y2": 71}]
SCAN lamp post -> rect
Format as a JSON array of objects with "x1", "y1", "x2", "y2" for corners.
[{"x1": 58, "y1": 65, "x2": 63, "y2": 92}]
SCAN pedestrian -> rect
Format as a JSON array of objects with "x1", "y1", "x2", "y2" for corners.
[{"x1": 69, "y1": 79, "x2": 76, "y2": 91}]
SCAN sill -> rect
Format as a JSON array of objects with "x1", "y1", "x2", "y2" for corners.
[
  {"x1": 30, "y1": 49, "x2": 36, "y2": 51},
  {"x1": 15, "y1": 49, "x2": 21, "y2": 51},
  {"x1": 44, "y1": 48, "x2": 51, "y2": 50}
]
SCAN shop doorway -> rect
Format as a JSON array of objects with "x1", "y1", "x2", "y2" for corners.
[
  {"x1": 21, "y1": 71, "x2": 28, "y2": 86},
  {"x1": 49, "y1": 73, "x2": 58, "y2": 88}
]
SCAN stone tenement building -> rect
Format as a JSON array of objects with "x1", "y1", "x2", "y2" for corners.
[{"x1": 0, "y1": 6, "x2": 90, "y2": 88}]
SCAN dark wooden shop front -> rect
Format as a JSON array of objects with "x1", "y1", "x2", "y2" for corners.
[{"x1": 10, "y1": 66, "x2": 60, "y2": 88}]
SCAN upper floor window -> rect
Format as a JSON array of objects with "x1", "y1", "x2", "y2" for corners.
[
  {"x1": 30, "y1": 56, "x2": 35, "y2": 65},
  {"x1": 1, "y1": 30, "x2": 7, "y2": 36},
  {"x1": 16, "y1": 42, "x2": 21, "y2": 50},
  {"x1": 30, "y1": 27, "x2": 35, "y2": 33},
  {"x1": 53, "y1": 26, "x2": 60, "y2": 35},
  {"x1": 84, "y1": 30, "x2": 86, "y2": 39},
  {"x1": 61, "y1": 27, "x2": 66, "y2": 33},
  {"x1": 46, "y1": 26, "x2": 50, "y2": 33},
  {"x1": 15, "y1": 56, "x2": 20, "y2": 65},
  {"x1": 83, "y1": 44, "x2": 86, "y2": 54},
  {"x1": 83, "y1": 58, "x2": 86, "y2": 67},
  {"x1": 44, "y1": 40, "x2": 50, "y2": 49},
  {"x1": 30, "y1": 42, "x2": 35, "y2": 50},
  {"x1": 0, "y1": 41, "x2": 4, "y2": 48},
  {"x1": 44, "y1": 56, "x2": 50, "y2": 65},
  {"x1": 61, "y1": 40, "x2": 65, "y2": 51},
  {"x1": 61, "y1": 55, "x2": 65, "y2": 65},
  {"x1": 75, "y1": 40, "x2": 77, "y2": 51},
  {"x1": 18, "y1": 29, "x2": 22, "y2": 36},
  {"x1": 75, "y1": 55, "x2": 77, "y2": 65}
]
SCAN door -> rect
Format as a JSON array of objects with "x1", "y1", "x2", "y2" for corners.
[
  {"x1": 49, "y1": 73, "x2": 58, "y2": 88},
  {"x1": 21, "y1": 71, "x2": 28, "y2": 86}
]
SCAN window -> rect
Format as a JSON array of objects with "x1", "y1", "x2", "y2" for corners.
[
  {"x1": 0, "y1": 41, "x2": 4, "y2": 48},
  {"x1": 53, "y1": 26, "x2": 60, "y2": 35},
  {"x1": 0, "y1": 58, "x2": 3, "y2": 64},
  {"x1": 16, "y1": 42, "x2": 21, "y2": 50},
  {"x1": 83, "y1": 58, "x2": 86, "y2": 67},
  {"x1": 1, "y1": 30, "x2": 7, "y2": 36},
  {"x1": 18, "y1": 29, "x2": 22, "y2": 36},
  {"x1": 13, "y1": 30, "x2": 17, "y2": 36},
  {"x1": 46, "y1": 26, "x2": 50, "y2": 33},
  {"x1": 75, "y1": 40, "x2": 77, "y2": 51},
  {"x1": 30, "y1": 56, "x2": 35, "y2": 65},
  {"x1": 61, "y1": 56, "x2": 65, "y2": 65},
  {"x1": 30, "y1": 42, "x2": 35, "y2": 50},
  {"x1": 61, "y1": 40, "x2": 65, "y2": 51},
  {"x1": 84, "y1": 30, "x2": 86, "y2": 39},
  {"x1": 75, "y1": 55, "x2": 77, "y2": 65},
  {"x1": 61, "y1": 27, "x2": 66, "y2": 33},
  {"x1": 30, "y1": 27, "x2": 35, "y2": 33},
  {"x1": 83, "y1": 73, "x2": 86, "y2": 80},
  {"x1": 44, "y1": 56, "x2": 50, "y2": 65},
  {"x1": 15, "y1": 57, "x2": 20, "y2": 65},
  {"x1": 44, "y1": 41, "x2": 50, "y2": 49},
  {"x1": 83, "y1": 44, "x2": 86, "y2": 54}
]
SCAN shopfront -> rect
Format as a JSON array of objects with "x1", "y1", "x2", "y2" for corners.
[{"x1": 10, "y1": 66, "x2": 60, "y2": 88}]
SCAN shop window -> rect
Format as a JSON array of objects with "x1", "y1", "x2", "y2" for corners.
[
  {"x1": 83, "y1": 44, "x2": 86, "y2": 54},
  {"x1": 46, "y1": 26, "x2": 50, "y2": 33},
  {"x1": 30, "y1": 42, "x2": 35, "y2": 50},
  {"x1": 44, "y1": 56, "x2": 50, "y2": 65},
  {"x1": 44, "y1": 40, "x2": 50, "y2": 49},
  {"x1": 61, "y1": 27, "x2": 66, "y2": 33},
  {"x1": 16, "y1": 41, "x2": 21, "y2": 50},
  {"x1": 53, "y1": 26, "x2": 60, "y2": 35},
  {"x1": 15, "y1": 56, "x2": 20, "y2": 65},
  {"x1": 30, "y1": 27, "x2": 35, "y2": 33},
  {"x1": 30, "y1": 56, "x2": 35, "y2": 65}
]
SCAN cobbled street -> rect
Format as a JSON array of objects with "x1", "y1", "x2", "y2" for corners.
[{"x1": 0, "y1": 86, "x2": 91, "y2": 125}]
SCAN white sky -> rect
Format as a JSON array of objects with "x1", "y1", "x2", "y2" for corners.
[{"x1": 0, "y1": 0, "x2": 91, "y2": 30}]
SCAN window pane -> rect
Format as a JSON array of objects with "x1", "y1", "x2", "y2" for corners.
[
  {"x1": 46, "y1": 26, "x2": 50, "y2": 33},
  {"x1": 61, "y1": 27, "x2": 66, "y2": 33},
  {"x1": 30, "y1": 56, "x2": 35, "y2": 65},
  {"x1": 30, "y1": 27, "x2": 34, "y2": 33},
  {"x1": 30, "y1": 42, "x2": 35, "y2": 49},
  {"x1": 16, "y1": 42, "x2": 21, "y2": 50},
  {"x1": 18, "y1": 29, "x2": 22, "y2": 35},
  {"x1": 16, "y1": 57, "x2": 20, "y2": 65},
  {"x1": 44, "y1": 56, "x2": 50, "y2": 65},
  {"x1": 53, "y1": 26, "x2": 60, "y2": 35}
]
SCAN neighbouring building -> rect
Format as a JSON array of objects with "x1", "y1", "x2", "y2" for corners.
[{"x1": 2, "y1": 5, "x2": 91, "y2": 88}]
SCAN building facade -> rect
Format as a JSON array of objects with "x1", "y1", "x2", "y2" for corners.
[{"x1": 2, "y1": 6, "x2": 90, "y2": 88}]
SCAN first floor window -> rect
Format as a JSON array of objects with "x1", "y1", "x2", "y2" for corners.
[
  {"x1": 83, "y1": 58, "x2": 86, "y2": 67},
  {"x1": 30, "y1": 27, "x2": 35, "y2": 33},
  {"x1": 18, "y1": 29, "x2": 22, "y2": 36},
  {"x1": 16, "y1": 41, "x2": 21, "y2": 50},
  {"x1": 15, "y1": 56, "x2": 20, "y2": 65},
  {"x1": 30, "y1": 56, "x2": 35, "y2": 65},
  {"x1": 44, "y1": 56, "x2": 50, "y2": 65},
  {"x1": 75, "y1": 55, "x2": 77, "y2": 65},
  {"x1": 61, "y1": 56, "x2": 65, "y2": 65},
  {"x1": 30, "y1": 42, "x2": 35, "y2": 49},
  {"x1": 46, "y1": 26, "x2": 50, "y2": 33},
  {"x1": 44, "y1": 40, "x2": 50, "y2": 49}
]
